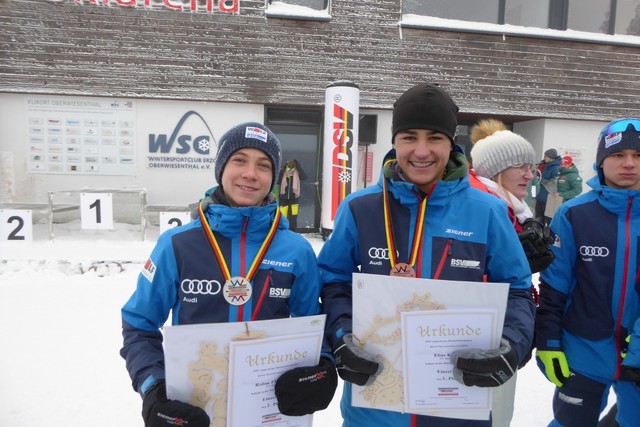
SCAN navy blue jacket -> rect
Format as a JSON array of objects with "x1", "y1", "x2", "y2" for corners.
[
  {"x1": 318, "y1": 152, "x2": 534, "y2": 426},
  {"x1": 538, "y1": 157, "x2": 561, "y2": 202},
  {"x1": 120, "y1": 190, "x2": 322, "y2": 394},
  {"x1": 537, "y1": 176, "x2": 640, "y2": 381}
]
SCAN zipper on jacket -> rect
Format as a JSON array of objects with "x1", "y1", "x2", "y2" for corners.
[
  {"x1": 251, "y1": 270, "x2": 273, "y2": 321},
  {"x1": 614, "y1": 196, "x2": 633, "y2": 379},
  {"x1": 433, "y1": 239, "x2": 452, "y2": 279},
  {"x1": 237, "y1": 217, "x2": 249, "y2": 322}
]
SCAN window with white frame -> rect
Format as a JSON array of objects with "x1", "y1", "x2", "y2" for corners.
[
  {"x1": 266, "y1": 0, "x2": 330, "y2": 20},
  {"x1": 402, "y1": 0, "x2": 640, "y2": 37}
]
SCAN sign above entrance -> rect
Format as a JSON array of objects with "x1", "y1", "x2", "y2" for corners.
[{"x1": 73, "y1": 0, "x2": 239, "y2": 14}]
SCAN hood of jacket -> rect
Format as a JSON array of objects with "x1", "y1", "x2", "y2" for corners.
[
  {"x1": 586, "y1": 175, "x2": 640, "y2": 217},
  {"x1": 560, "y1": 164, "x2": 579, "y2": 177},
  {"x1": 378, "y1": 148, "x2": 470, "y2": 206},
  {"x1": 198, "y1": 186, "x2": 289, "y2": 239}
]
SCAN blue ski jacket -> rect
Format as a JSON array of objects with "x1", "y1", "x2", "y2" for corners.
[
  {"x1": 120, "y1": 189, "x2": 322, "y2": 395},
  {"x1": 537, "y1": 176, "x2": 640, "y2": 381},
  {"x1": 318, "y1": 151, "x2": 535, "y2": 426}
]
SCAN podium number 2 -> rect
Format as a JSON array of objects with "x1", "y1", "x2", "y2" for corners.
[
  {"x1": 81, "y1": 193, "x2": 114, "y2": 230},
  {"x1": 0, "y1": 210, "x2": 33, "y2": 242}
]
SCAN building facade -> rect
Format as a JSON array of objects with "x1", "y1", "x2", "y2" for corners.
[{"x1": 2, "y1": 0, "x2": 640, "y2": 233}]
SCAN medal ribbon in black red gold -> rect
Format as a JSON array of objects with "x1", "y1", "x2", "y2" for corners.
[
  {"x1": 382, "y1": 159, "x2": 431, "y2": 277},
  {"x1": 198, "y1": 203, "x2": 281, "y2": 310}
]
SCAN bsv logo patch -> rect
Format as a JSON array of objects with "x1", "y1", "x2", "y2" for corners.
[{"x1": 269, "y1": 288, "x2": 291, "y2": 298}]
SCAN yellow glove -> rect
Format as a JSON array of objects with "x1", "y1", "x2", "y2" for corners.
[
  {"x1": 622, "y1": 335, "x2": 630, "y2": 359},
  {"x1": 536, "y1": 350, "x2": 570, "y2": 387}
]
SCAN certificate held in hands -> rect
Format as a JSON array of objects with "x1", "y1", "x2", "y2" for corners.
[
  {"x1": 351, "y1": 273, "x2": 508, "y2": 420},
  {"x1": 163, "y1": 315, "x2": 325, "y2": 427}
]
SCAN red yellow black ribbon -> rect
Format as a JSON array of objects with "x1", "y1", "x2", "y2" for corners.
[
  {"x1": 198, "y1": 203, "x2": 281, "y2": 282},
  {"x1": 382, "y1": 159, "x2": 430, "y2": 270}
]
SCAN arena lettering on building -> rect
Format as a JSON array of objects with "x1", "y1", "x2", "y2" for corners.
[{"x1": 74, "y1": 0, "x2": 239, "y2": 14}]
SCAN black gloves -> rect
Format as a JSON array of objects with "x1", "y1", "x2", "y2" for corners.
[
  {"x1": 518, "y1": 218, "x2": 555, "y2": 273},
  {"x1": 275, "y1": 356, "x2": 338, "y2": 416},
  {"x1": 142, "y1": 380, "x2": 210, "y2": 427},
  {"x1": 621, "y1": 366, "x2": 640, "y2": 387},
  {"x1": 450, "y1": 338, "x2": 518, "y2": 387},
  {"x1": 333, "y1": 333, "x2": 383, "y2": 386}
]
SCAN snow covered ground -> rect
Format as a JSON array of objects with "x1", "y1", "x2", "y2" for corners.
[{"x1": 0, "y1": 220, "x2": 613, "y2": 426}]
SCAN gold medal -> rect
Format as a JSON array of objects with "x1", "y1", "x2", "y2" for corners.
[
  {"x1": 223, "y1": 276, "x2": 253, "y2": 306},
  {"x1": 390, "y1": 262, "x2": 416, "y2": 277}
]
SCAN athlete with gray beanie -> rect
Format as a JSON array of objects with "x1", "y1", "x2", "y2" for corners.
[
  {"x1": 536, "y1": 118, "x2": 640, "y2": 427},
  {"x1": 121, "y1": 122, "x2": 337, "y2": 427},
  {"x1": 318, "y1": 83, "x2": 535, "y2": 426}
]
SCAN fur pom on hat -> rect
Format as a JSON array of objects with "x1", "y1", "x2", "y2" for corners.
[
  {"x1": 470, "y1": 119, "x2": 536, "y2": 179},
  {"x1": 214, "y1": 122, "x2": 282, "y2": 191}
]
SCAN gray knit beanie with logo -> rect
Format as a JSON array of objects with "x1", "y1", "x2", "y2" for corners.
[
  {"x1": 470, "y1": 120, "x2": 536, "y2": 179},
  {"x1": 214, "y1": 122, "x2": 282, "y2": 191},
  {"x1": 392, "y1": 83, "x2": 459, "y2": 144}
]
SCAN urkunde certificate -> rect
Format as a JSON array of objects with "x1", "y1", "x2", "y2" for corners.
[
  {"x1": 401, "y1": 309, "x2": 498, "y2": 413},
  {"x1": 226, "y1": 332, "x2": 323, "y2": 427}
]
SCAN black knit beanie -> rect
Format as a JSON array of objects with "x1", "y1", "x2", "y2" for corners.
[
  {"x1": 214, "y1": 122, "x2": 282, "y2": 191},
  {"x1": 392, "y1": 83, "x2": 459, "y2": 144}
]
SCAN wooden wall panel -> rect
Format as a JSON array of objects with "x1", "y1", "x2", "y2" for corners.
[{"x1": 1, "y1": 0, "x2": 639, "y2": 120}]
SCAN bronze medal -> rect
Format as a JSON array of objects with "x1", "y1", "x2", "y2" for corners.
[{"x1": 390, "y1": 262, "x2": 416, "y2": 278}]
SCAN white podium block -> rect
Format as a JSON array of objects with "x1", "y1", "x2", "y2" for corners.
[
  {"x1": 0, "y1": 209, "x2": 33, "y2": 242},
  {"x1": 80, "y1": 193, "x2": 114, "y2": 230},
  {"x1": 159, "y1": 211, "x2": 191, "y2": 235}
]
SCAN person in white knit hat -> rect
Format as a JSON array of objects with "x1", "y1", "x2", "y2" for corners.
[
  {"x1": 469, "y1": 118, "x2": 553, "y2": 427},
  {"x1": 470, "y1": 119, "x2": 537, "y2": 232}
]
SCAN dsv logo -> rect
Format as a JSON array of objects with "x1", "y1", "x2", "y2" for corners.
[
  {"x1": 579, "y1": 246, "x2": 610, "y2": 257},
  {"x1": 181, "y1": 279, "x2": 222, "y2": 295}
]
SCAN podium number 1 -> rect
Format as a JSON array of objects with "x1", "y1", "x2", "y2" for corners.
[{"x1": 81, "y1": 193, "x2": 114, "y2": 230}]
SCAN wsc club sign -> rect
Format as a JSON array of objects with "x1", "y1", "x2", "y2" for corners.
[{"x1": 147, "y1": 110, "x2": 216, "y2": 170}]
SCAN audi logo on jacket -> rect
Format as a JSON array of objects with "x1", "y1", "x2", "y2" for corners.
[{"x1": 120, "y1": 197, "x2": 323, "y2": 395}]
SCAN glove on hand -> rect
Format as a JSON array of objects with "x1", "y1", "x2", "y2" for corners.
[
  {"x1": 620, "y1": 366, "x2": 640, "y2": 387},
  {"x1": 536, "y1": 350, "x2": 570, "y2": 387},
  {"x1": 333, "y1": 333, "x2": 383, "y2": 386},
  {"x1": 275, "y1": 356, "x2": 338, "y2": 416},
  {"x1": 518, "y1": 218, "x2": 555, "y2": 273},
  {"x1": 142, "y1": 380, "x2": 210, "y2": 427},
  {"x1": 450, "y1": 338, "x2": 518, "y2": 387}
]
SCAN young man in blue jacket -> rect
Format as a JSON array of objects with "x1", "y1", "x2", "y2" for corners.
[
  {"x1": 318, "y1": 83, "x2": 535, "y2": 426},
  {"x1": 536, "y1": 118, "x2": 640, "y2": 427},
  {"x1": 120, "y1": 122, "x2": 336, "y2": 427}
]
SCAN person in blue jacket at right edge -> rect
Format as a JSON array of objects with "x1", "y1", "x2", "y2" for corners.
[
  {"x1": 317, "y1": 82, "x2": 535, "y2": 426},
  {"x1": 536, "y1": 118, "x2": 640, "y2": 427}
]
